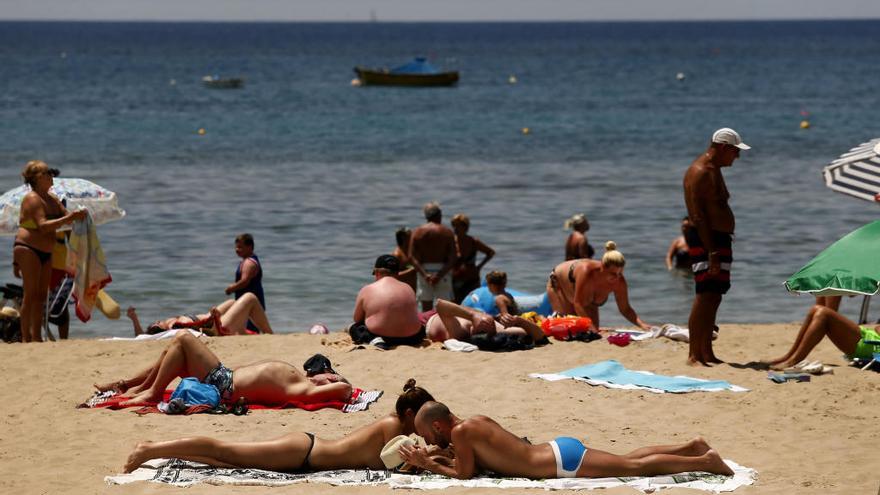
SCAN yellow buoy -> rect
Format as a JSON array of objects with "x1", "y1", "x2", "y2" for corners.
[
  {"x1": 800, "y1": 120, "x2": 810, "y2": 129},
  {"x1": 521, "y1": 127, "x2": 530, "y2": 135},
  {"x1": 197, "y1": 128, "x2": 206, "y2": 135},
  {"x1": 508, "y1": 75, "x2": 518, "y2": 84}
]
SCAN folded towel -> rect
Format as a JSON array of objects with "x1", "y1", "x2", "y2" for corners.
[
  {"x1": 783, "y1": 359, "x2": 833, "y2": 375},
  {"x1": 66, "y1": 214, "x2": 112, "y2": 322},
  {"x1": 531, "y1": 360, "x2": 748, "y2": 394},
  {"x1": 612, "y1": 324, "x2": 719, "y2": 343},
  {"x1": 442, "y1": 339, "x2": 478, "y2": 352}
]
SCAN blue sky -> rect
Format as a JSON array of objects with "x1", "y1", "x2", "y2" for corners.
[{"x1": 1, "y1": 0, "x2": 879, "y2": 21}]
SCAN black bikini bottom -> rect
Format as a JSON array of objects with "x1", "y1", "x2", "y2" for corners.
[
  {"x1": 300, "y1": 432, "x2": 316, "y2": 471},
  {"x1": 14, "y1": 242, "x2": 52, "y2": 265}
]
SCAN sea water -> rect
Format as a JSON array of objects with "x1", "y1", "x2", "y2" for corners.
[{"x1": 1, "y1": 21, "x2": 878, "y2": 338}]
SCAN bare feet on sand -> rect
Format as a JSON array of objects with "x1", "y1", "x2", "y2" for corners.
[
  {"x1": 124, "y1": 441, "x2": 154, "y2": 473},
  {"x1": 686, "y1": 357, "x2": 711, "y2": 367},
  {"x1": 702, "y1": 449, "x2": 735, "y2": 476},
  {"x1": 686, "y1": 436, "x2": 712, "y2": 456},
  {"x1": 769, "y1": 361, "x2": 796, "y2": 371},
  {"x1": 93, "y1": 380, "x2": 126, "y2": 393},
  {"x1": 120, "y1": 390, "x2": 162, "y2": 407}
]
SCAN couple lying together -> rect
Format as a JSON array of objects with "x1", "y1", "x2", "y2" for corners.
[{"x1": 122, "y1": 378, "x2": 734, "y2": 480}]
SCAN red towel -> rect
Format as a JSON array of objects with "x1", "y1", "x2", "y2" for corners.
[{"x1": 79, "y1": 388, "x2": 379, "y2": 414}]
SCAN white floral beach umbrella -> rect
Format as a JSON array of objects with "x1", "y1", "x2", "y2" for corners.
[
  {"x1": 822, "y1": 138, "x2": 880, "y2": 203},
  {"x1": 0, "y1": 178, "x2": 126, "y2": 235}
]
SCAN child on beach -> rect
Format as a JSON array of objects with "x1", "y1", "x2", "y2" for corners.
[{"x1": 485, "y1": 270, "x2": 519, "y2": 317}]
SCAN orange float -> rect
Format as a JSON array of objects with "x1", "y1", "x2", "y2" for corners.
[{"x1": 541, "y1": 316, "x2": 593, "y2": 341}]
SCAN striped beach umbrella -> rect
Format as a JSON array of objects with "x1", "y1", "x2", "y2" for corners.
[{"x1": 822, "y1": 138, "x2": 880, "y2": 202}]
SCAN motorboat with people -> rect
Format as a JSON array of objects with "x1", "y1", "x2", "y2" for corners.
[{"x1": 353, "y1": 57, "x2": 458, "y2": 87}]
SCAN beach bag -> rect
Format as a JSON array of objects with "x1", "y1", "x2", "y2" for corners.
[
  {"x1": 169, "y1": 378, "x2": 220, "y2": 408},
  {"x1": 541, "y1": 316, "x2": 593, "y2": 341}
]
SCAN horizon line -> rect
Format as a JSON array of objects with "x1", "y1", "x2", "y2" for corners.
[{"x1": 1, "y1": 17, "x2": 879, "y2": 24}]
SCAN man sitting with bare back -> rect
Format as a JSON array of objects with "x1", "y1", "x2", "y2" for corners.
[
  {"x1": 409, "y1": 202, "x2": 457, "y2": 311},
  {"x1": 94, "y1": 332, "x2": 352, "y2": 407},
  {"x1": 400, "y1": 401, "x2": 734, "y2": 480},
  {"x1": 349, "y1": 254, "x2": 425, "y2": 350}
]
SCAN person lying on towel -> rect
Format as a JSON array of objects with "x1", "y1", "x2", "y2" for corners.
[
  {"x1": 399, "y1": 401, "x2": 734, "y2": 480},
  {"x1": 425, "y1": 298, "x2": 545, "y2": 344},
  {"x1": 764, "y1": 304, "x2": 880, "y2": 370},
  {"x1": 122, "y1": 379, "x2": 443, "y2": 473},
  {"x1": 126, "y1": 292, "x2": 273, "y2": 336},
  {"x1": 93, "y1": 331, "x2": 346, "y2": 407}
]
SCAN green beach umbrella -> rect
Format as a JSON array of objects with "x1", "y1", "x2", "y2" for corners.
[{"x1": 784, "y1": 220, "x2": 880, "y2": 297}]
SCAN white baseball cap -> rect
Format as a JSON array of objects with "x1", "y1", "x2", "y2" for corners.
[{"x1": 711, "y1": 128, "x2": 751, "y2": 150}]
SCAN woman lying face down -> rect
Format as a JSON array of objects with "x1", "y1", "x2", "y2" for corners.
[{"x1": 122, "y1": 378, "x2": 436, "y2": 473}]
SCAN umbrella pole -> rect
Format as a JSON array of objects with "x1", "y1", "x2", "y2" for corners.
[{"x1": 858, "y1": 295, "x2": 871, "y2": 325}]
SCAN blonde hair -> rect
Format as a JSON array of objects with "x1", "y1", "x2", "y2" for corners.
[
  {"x1": 21, "y1": 160, "x2": 48, "y2": 188},
  {"x1": 563, "y1": 213, "x2": 589, "y2": 231},
  {"x1": 451, "y1": 213, "x2": 470, "y2": 230},
  {"x1": 601, "y1": 241, "x2": 625, "y2": 268}
]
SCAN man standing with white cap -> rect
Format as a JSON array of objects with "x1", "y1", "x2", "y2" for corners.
[{"x1": 682, "y1": 128, "x2": 750, "y2": 366}]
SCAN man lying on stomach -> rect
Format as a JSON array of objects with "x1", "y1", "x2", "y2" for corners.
[{"x1": 400, "y1": 401, "x2": 733, "y2": 480}]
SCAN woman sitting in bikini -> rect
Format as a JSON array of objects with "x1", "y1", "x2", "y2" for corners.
[
  {"x1": 547, "y1": 241, "x2": 652, "y2": 332},
  {"x1": 122, "y1": 379, "x2": 440, "y2": 473},
  {"x1": 127, "y1": 292, "x2": 273, "y2": 336},
  {"x1": 765, "y1": 304, "x2": 880, "y2": 370}
]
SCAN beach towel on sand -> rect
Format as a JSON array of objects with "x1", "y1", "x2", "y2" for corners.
[
  {"x1": 107, "y1": 457, "x2": 756, "y2": 493},
  {"x1": 66, "y1": 214, "x2": 112, "y2": 322},
  {"x1": 531, "y1": 360, "x2": 748, "y2": 394},
  {"x1": 101, "y1": 329, "x2": 206, "y2": 341},
  {"x1": 78, "y1": 388, "x2": 382, "y2": 413}
]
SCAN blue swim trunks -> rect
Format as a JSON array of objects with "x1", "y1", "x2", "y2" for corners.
[{"x1": 549, "y1": 436, "x2": 588, "y2": 477}]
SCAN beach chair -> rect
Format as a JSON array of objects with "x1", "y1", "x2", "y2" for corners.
[
  {"x1": 859, "y1": 340, "x2": 880, "y2": 370},
  {"x1": 43, "y1": 274, "x2": 74, "y2": 341}
]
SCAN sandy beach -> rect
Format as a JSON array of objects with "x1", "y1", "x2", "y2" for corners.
[{"x1": 0, "y1": 322, "x2": 875, "y2": 495}]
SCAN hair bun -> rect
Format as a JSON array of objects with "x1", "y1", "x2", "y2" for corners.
[
  {"x1": 605, "y1": 240, "x2": 617, "y2": 252},
  {"x1": 403, "y1": 378, "x2": 416, "y2": 392}
]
